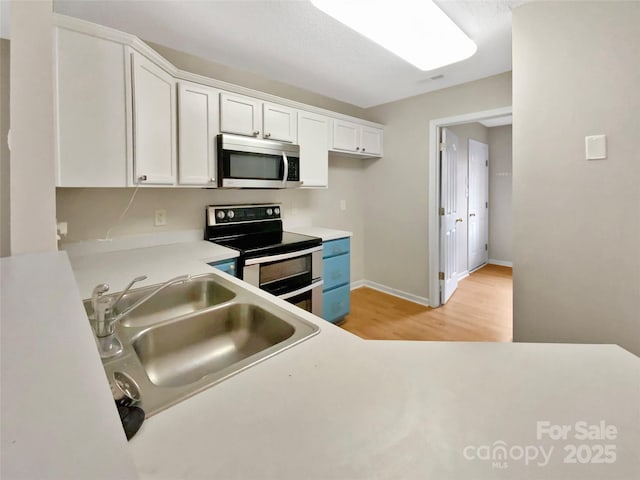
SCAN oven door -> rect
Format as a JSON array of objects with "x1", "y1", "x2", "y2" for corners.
[
  {"x1": 279, "y1": 280, "x2": 324, "y2": 317},
  {"x1": 243, "y1": 246, "x2": 323, "y2": 316}
]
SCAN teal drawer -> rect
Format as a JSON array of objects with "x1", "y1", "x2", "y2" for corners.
[
  {"x1": 323, "y1": 253, "x2": 350, "y2": 291},
  {"x1": 323, "y1": 284, "x2": 350, "y2": 323},
  {"x1": 323, "y1": 237, "x2": 350, "y2": 259},
  {"x1": 208, "y1": 258, "x2": 237, "y2": 277}
]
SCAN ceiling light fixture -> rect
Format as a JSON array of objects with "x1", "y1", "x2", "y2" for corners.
[{"x1": 310, "y1": 0, "x2": 477, "y2": 71}]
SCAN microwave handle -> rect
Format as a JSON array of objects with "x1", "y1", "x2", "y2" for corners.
[{"x1": 282, "y1": 151, "x2": 288, "y2": 187}]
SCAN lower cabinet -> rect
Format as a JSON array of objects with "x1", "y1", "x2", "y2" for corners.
[
  {"x1": 208, "y1": 258, "x2": 237, "y2": 277},
  {"x1": 322, "y1": 237, "x2": 351, "y2": 323}
]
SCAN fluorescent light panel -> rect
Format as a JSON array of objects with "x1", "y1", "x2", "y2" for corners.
[{"x1": 310, "y1": 0, "x2": 477, "y2": 71}]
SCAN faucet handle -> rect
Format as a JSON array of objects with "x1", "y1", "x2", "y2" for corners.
[{"x1": 92, "y1": 283, "x2": 110, "y2": 298}]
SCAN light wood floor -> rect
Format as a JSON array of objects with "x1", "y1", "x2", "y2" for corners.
[{"x1": 340, "y1": 264, "x2": 512, "y2": 342}]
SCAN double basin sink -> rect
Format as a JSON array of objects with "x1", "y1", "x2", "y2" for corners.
[{"x1": 84, "y1": 273, "x2": 320, "y2": 416}]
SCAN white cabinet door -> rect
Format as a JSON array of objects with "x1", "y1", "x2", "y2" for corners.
[
  {"x1": 131, "y1": 51, "x2": 177, "y2": 185},
  {"x1": 332, "y1": 119, "x2": 360, "y2": 152},
  {"x1": 178, "y1": 82, "x2": 218, "y2": 186},
  {"x1": 219, "y1": 92, "x2": 262, "y2": 137},
  {"x1": 298, "y1": 111, "x2": 329, "y2": 188},
  {"x1": 263, "y1": 103, "x2": 297, "y2": 143},
  {"x1": 55, "y1": 28, "x2": 127, "y2": 187},
  {"x1": 360, "y1": 126, "x2": 383, "y2": 156}
]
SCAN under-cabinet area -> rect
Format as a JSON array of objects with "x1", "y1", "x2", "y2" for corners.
[{"x1": 53, "y1": 15, "x2": 383, "y2": 190}]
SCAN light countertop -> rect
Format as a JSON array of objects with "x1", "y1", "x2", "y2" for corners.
[
  {"x1": 68, "y1": 240, "x2": 238, "y2": 299},
  {"x1": 1, "y1": 252, "x2": 139, "y2": 480},
  {"x1": 2, "y1": 247, "x2": 639, "y2": 480},
  {"x1": 286, "y1": 226, "x2": 352, "y2": 242}
]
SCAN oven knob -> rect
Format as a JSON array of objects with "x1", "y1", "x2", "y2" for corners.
[
  {"x1": 266, "y1": 208, "x2": 273, "y2": 215},
  {"x1": 227, "y1": 210, "x2": 235, "y2": 219},
  {"x1": 216, "y1": 211, "x2": 225, "y2": 220},
  {"x1": 274, "y1": 207, "x2": 280, "y2": 215}
]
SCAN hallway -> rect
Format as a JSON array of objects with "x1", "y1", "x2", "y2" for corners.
[{"x1": 341, "y1": 264, "x2": 512, "y2": 342}]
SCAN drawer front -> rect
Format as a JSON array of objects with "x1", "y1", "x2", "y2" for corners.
[
  {"x1": 323, "y1": 253, "x2": 350, "y2": 291},
  {"x1": 323, "y1": 284, "x2": 350, "y2": 323},
  {"x1": 323, "y1": 237, "x2": 350, "y2": 259},
  {"x1": 209, "y1": 259, "x2": 237, "y2": 277}
]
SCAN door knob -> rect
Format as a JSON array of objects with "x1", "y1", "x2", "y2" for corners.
[{"x1": 455, "y1": 218, "x2": 463, "y2": 223}]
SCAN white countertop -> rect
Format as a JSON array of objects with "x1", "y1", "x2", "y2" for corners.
[
  {"x1": 286, "y1": 226, "x2": 352, "y2": 242},
  {"x1": 2, "y1": 248, "x2": 639, "y2": 479},
  {"x1": 1, "y1": 252, "x2": 139, "y2": 480},
  {"x1": 68, "y1": 241, "x2": 238, "y2": 299}
]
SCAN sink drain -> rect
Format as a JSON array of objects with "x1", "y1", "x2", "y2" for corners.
[{"x1": 112, "y1": 371, "x2": 141, "y2": 404}]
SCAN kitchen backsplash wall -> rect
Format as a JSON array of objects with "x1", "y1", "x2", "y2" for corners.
[{"x1": 56, "y1": 156, "x2": 366, "y2": 281}]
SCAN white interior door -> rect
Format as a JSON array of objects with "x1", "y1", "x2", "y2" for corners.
[
  {"x1": 440, "y1": 128, "x2": 460, "y2": 304},
  {"x1": 468, "y1": 139, "x2": 489, "y2": 271}
]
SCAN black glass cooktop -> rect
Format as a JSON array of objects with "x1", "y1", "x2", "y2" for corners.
[{"x1": 211, "y1": 231, "x2": 321, "y2": 259}]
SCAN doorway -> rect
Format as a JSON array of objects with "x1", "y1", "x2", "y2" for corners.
[{"x1": 429, "y1": 107, "x2": 512, "y2": 307}]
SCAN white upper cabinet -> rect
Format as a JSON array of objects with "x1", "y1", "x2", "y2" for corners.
[
  {"x1": 332, "y1": 119, "x2": 360, "y2": 153},
  {"x1": 297, "y1": 111, "x2": 329, "y2": 188},
  {"x1": 178, "y1": 82, "x2": 219, "y2": 186},
  {"x1": 131, "y1": 50, "x2": 177, "y2": 185},
  {"x1": 219, "y1": 92, "x2": 262, "y2": 137},
  {"x1": 263, "y1": 103, "x2": 297, "y2": 143},
  {"x1": 331, "y1": 119, "x2": 384, "y2": 157},
  {"x1": 55, "y1": 28, "x2": 128, "y2": 187},
  {"x1": 360, "y1": 126, "x2": 383, "y2": 156}
]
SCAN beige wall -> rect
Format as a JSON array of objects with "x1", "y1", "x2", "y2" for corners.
[
  {"x1": 512, "y1": 2, "x2": 640, "y2": 355},
  {"x1": 487, "y1": 125, "x2": 512, "y2": 264},
  {"x1": 57, "y1": 156, "x2": 367, "y2": 281},
  {"x1": 363, "y1": 72, "x2": 512, "y2": 300},
  {"x1": 0, "y1": 39, "x2": 10, "y2": 257},
  {"x1": 448, "y1": 122, "x2": 489, "y2": 275},
  {"x1": 148, "y1": 42, "x2": 370, "y2": 120},
  {"x1": 10, "y1": 0, "x2": 57, "y2": 254}
]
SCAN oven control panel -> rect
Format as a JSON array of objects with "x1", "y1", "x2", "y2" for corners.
[{"x1": 207, "y1": 204, "x2": 281, "y2": 225}]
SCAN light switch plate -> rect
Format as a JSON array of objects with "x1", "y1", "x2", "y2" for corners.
[{"x1": 585, "y1": 134, "x2": 607, "y2": 160}]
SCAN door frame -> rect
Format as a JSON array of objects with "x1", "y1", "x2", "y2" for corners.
[{"x1": 428, "y1": 106, "x2": 512, "y2": 308}]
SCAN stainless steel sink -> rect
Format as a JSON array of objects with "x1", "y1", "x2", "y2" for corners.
[
  {"x1": 133, "y1": 303, "x2": 295, "y2": 388},
  {"x1": 86, "y1": 273, "x2": 320, "y2": 416},
  {"x1": 84, "y1": 275, "x2": 237, "y2": 328}
]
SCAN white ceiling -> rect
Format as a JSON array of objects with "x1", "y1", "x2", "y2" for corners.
[{"x1": 2, "y1": 0, "x2": 525, "y2": 108}]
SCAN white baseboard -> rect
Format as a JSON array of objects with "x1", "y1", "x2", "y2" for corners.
[
  {"x1": 488, "y1": 259, "x2": 513, "y2": 267},
  {"x1": 350, "y1": 280, "x2": 430, "y2": 307},
  {"x1": 457, "y1": 270, "x2": 469, "y2": 281}
]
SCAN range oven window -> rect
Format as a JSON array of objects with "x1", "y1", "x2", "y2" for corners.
[{"x1": 259, "y1": 255, "x2": 312, "y2": 296}]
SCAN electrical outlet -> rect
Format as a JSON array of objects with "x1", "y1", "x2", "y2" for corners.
[
  {"x1": 340, "y1": 200, "x2": 347, "y2": 211},
  {"x1": 154, "y1": 209, "x2": 167, "y2": 226}
]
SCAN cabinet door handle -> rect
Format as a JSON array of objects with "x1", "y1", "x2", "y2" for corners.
[
  {"x1": 265, "y1": 133, "x2": 271, "y2": 138},
  {"x1": 138, "y1": 175, "x2": 147, "y2": 182},
  {"x1": 356, "y1": 147, "x2": 360, "y2": 151},
  {"x1": 209, "y1": 177, "x2": 215, "y2": 183},
  {"x1": 253, "y1": 131, "x2": 260, "y2": 137}
]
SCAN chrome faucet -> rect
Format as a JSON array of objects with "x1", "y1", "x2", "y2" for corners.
[{"x1": 91, "y1": 274, "x2": 192, "y2": 358}]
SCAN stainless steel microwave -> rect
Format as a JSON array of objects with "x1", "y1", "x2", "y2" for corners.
[{"x1": 217, "y1": 134, "x2": 302, "y2": 188}]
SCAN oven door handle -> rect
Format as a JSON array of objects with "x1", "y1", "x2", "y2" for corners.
[
  {"x1": 282, "y1": 151, "x2": 288, "y2": 187},
  {"x1": 278, "y1": 279, "x2": 324, "y2": 301},
  {"x1": 244, "y1": 245, "x2": 323, "y2": 266}
]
